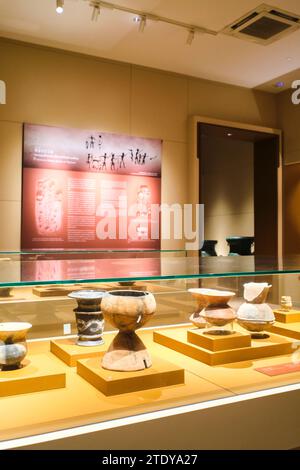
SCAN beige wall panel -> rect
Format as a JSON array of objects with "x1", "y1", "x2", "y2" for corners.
[
  {"x1": 0, "y1": 40, "x2": 131, "y2": 133},
  {"x1": 131, "y1": 67, "x2": 188, "y2": 143},
  {"x1": 277, "y1": 90, "x2": 300, "y2": 156},
  {"x1": 205, "y1": 213, "x2": 254, "y2": 256},
  {"x1": 0, "y1": 121, "x2": 22, "y2": 201},
  {"x1": 202, "y1": 138, "x2": 254, "y2": 218},
  {"x1": 284, "y1": 150, "x2": 300, "y2": 165},
  {"x1": 160, "y1": 141, "x2": 187, "y2": 251},
  {"x1": 0, "y1": 201, "x2": 21, "y2": 250},
  {"x1": 188, "y1": 79, "x2": 278, "y2": 128}
]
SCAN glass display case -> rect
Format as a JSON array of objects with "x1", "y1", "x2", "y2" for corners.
[{"x1": 1, "y1": 250, "x2": 300, "y2": 448}]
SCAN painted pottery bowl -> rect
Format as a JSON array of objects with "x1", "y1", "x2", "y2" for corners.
[
  {"x1": 101, "y1": 290, "x2": 156, "y2": 332},
  {"x1": 0, "y1": 322, "x2": 32, "y2": 370}
]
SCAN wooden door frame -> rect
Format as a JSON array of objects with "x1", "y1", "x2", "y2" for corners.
[{"x1": 188, "y1": 115, "x2": 283, "y2": 259}]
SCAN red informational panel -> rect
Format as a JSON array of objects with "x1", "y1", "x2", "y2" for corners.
[{"x1": 22, "y1": 124, "x2": 161, "y2": 250}]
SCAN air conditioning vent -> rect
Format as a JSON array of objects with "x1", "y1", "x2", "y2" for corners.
[{"x1": 222, "y1": 3, "x2": 300, "y2": 45}]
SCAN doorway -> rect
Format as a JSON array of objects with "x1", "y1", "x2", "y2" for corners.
[{"x1": 189, "y1": 117, "x2": 282, "y2": 258}]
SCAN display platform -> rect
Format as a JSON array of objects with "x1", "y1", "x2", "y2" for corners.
[
  {"x1": 187, "y1": 329, "x2": 251, "y2": 351},
  {"x1": 0, "y1": 354, "x2": 66, "y2": 397},
  {"x1": 153, "y1": 326, "x2": 296, "y2": 366},
  {"x1": 50, "y1": 338, "x2": 106, "y2": 367},
  {"x1": 273, "y1": 309, "x2": 300, "y2": 324},
  {"x1": 32, "y1": 285, "x2": 84, "y2": 297},
  {"x1": 77, "y1": 355, "x2": 185, "y2": 396},
  {"x1": 271, "y1": 321, "x2": 300, "y2": 340}
]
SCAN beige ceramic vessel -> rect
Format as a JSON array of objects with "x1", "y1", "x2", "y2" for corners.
[
  {"x1": 101, "y1": 290, "x2": 156, "y2": 371},
  {"x1": 189, "y1": 288, "x2": 236, "y2": 334},
  {"x1": 0, "y1": 322, "x2": 32, "y2": 370}
]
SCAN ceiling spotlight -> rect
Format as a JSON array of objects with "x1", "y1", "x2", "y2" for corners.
[
  {"x1": 91, "y1": 3, "x2": 101, "y2": 21},
  {"x1": 56, "y1": 0, "x2": 64, "y2": 14},
  {"x1": 227, "y1": 133, "x2": 233, "y2": 137},
  {"x1": 186, "y1": 29, "x2": 195, "y2": 45},
  {"x1": 139, "y1": 16, "x2": 146, "y2": 33}
]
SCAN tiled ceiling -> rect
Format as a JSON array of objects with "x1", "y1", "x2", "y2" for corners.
[{"x1": 0, "y1": 0, "x2": 300, "y2": 90}]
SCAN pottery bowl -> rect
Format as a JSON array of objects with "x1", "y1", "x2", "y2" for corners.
[
  {"x1": 101, "y1": 290, "x2": 156, "y2": 332},
  {"x1": 205, "y1": 307, "x2": 236, "y2": 327},
  {"x1": 0, "y1": 322, "x2": 32, "y2": 343},
  {"x1": 68, "y1": 290, "x2": 107, "y2": 311},
  {"x1": 237, "y1": 319, "x2": 274, "y2": 333},
  {"x1": 188, "y1": 288, "x2": 236, "y2": 307}
]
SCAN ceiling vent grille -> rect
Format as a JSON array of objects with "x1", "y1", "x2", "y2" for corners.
[{"x1": 222, "y1": 3, "x2": 300, "y2": 45}]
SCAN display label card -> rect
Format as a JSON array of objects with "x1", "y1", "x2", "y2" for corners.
[{"x1": 255, "y1": 362, "x2": 300, "y2": 376}]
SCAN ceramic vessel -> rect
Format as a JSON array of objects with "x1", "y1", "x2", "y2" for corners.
[
  {"x1": 0, "y1": 322, "x2": 32, "y2": 370},
  {"x1": 0, "y1": 287, "x2": 12, "y2": 297},
  {"x1": 189, "y1": 288, "x2": 236, "y2": 334},
  {"x1": 237, "y1": 283, "x2": 275, "y2": 338},
  {"x1": 200, "y1": 240, "x2": 218, "y2": 257},
  {"x1": 101, "y1": 290, "x2": 156, "y2": 371},
  {"x1": 188, "y1": 288, "x2": 208, "y2": 328},
  {"x1": 226, "y1": 236, "x2": 254, "y2": 256},
  {"x1": 280, "y1": 295, "x2": 293, "y2": 311},
  {"x1": 68, "y1": 290, "x2": 107, "y2": 346}
]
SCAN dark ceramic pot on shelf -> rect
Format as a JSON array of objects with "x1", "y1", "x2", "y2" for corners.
[
  {"x1": 226, "y1": 236, "x2": 254, "y2": 256},
  {"x1": 200, "y1": 240, "x2": 218, "y2": 257},
  {"x1": 68, "y1": 290, "x2": 107, "y2": 346}
]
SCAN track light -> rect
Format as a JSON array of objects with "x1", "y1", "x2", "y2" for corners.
[
  {"x1": 139, "y1": 16, "x2": 146, "y2": 33},
  {"x1": 56, "y1": 0, "x2": 64, "y2": 14},
  {"x1": 91, "y1": 2, "x2": 101, "y2": 21},
  {"x1": 133, "y1": 15, "x2": 146, "y2": 32},
  {"x1": 186, "y1": 29, "x2": 195, "y2": 45}
]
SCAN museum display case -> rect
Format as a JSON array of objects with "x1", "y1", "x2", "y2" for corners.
[{"x1": 2, "y1": 250, "x2": 300, "y2": 448}]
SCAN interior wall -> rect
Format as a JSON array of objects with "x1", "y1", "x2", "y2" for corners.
[
  {"x1": 0, "y1": 38, "x2": 278, "y2": 251},
  {"x1": 201, "y1": 137, "x2": 254, "y2": 256},
  {"x1": 277, "y1": 89, "x2": 300, "y2": 255}
]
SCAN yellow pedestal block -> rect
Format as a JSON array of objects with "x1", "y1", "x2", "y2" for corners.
[
  {"x1": 50, "y1": 338, "x2": 106, "y2": 367},
  {"x1": 153, "y1": 327, "x2": 296, "y2": 366},
  {"x1": 273, "y1": 309, "x2": 300, "y2": 324},
  {"x1": 271, "y1": 321, "x2": 300, "y2": 340},
  {"x1": 187, "y1": 329, "x2": 251, "y2": 352},
  {"x1": 77, "y1": 355, "x2": 185, "y2": 396},
  {"x1": 0, "y1": 354, "x2": 66, "y2": 397}
]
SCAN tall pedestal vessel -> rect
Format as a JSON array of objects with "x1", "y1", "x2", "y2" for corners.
[
  {"x1": 68, "y1": 290, "x2": 107, "y2": 346},
  {"x1": 189, "y1": 288, "x2": 236, "y2": 334},
  {"x1": 101, "y1": 290, "x2": 156, "y2": 371}
]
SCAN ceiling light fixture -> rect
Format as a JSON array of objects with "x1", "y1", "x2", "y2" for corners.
[
  {"x1": 227, "y1": 133, "x2": 232, "y2": 137},
  {"x1": 186, "y1": 29, "x2": 195, "y2": 45},
  {"x1": 85, "y1": 1, "x2": 218, "y2": 39},
  {"x1": 138, "y1": 16, "x2": 146, "y2": 33},
  {"x1": 91, "y1": 2, "x2": 101, "y2": 21},
  {"x1": 56, "y1": 0, "x2": 64, "y2": 14}
]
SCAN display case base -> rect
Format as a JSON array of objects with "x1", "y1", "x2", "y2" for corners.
[
  {"x1": 187, "y1": 329, "x2": 251, "y2": 351},
  {"x1": 153, "y1": 327, "x2": 296, "y2": 366},
  {"x1": 50, "y1": 338, "x2": 106, "y2": 367},
  {"x1": 77, "y1": 354, "x2": 185, "y2": 396},
  {"x1": 0, "y1": 354, "x2": 66, "y2": 397},
  {"x1": 273, "y1": 309, "x2": 300, "y2": 323}
]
